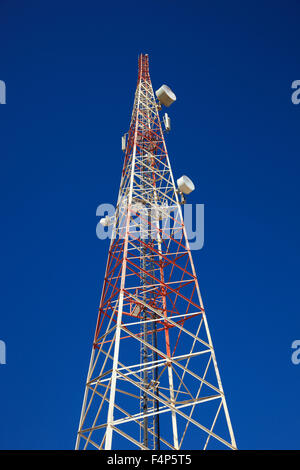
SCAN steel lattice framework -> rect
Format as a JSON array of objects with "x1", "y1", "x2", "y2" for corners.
[{"x1": 76, "y1": 54, "x2": 237, "y2": 451}]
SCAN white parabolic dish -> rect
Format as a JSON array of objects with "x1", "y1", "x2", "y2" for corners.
[
  {"x1": 177, "y1": 175, "x2": 195, "y2": 195},
  {"x1": 155, "y1": 85, "x2": 176, "y2": 107}
]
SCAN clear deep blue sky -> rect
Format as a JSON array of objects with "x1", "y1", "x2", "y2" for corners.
[{"x1": 0, "y1": 0, "x2": 300, "y2": 450}]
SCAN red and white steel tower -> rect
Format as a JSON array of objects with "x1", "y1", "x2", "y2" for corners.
[{"x1": 76, "y1": 54, "x2": 237, "y2": 450}]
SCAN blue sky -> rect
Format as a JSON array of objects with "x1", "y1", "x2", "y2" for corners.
[{"x1": 0, "y1": 0, "x2": 300, "y2": 449}]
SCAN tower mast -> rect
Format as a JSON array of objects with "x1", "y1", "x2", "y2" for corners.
[{"x1": 76, "y1": 54, "x2": 237, "y2": 450}]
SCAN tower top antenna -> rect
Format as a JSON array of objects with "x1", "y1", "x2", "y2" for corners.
[{"x1": 138, "y1": 53, "x2": 150, "y2": 80}]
